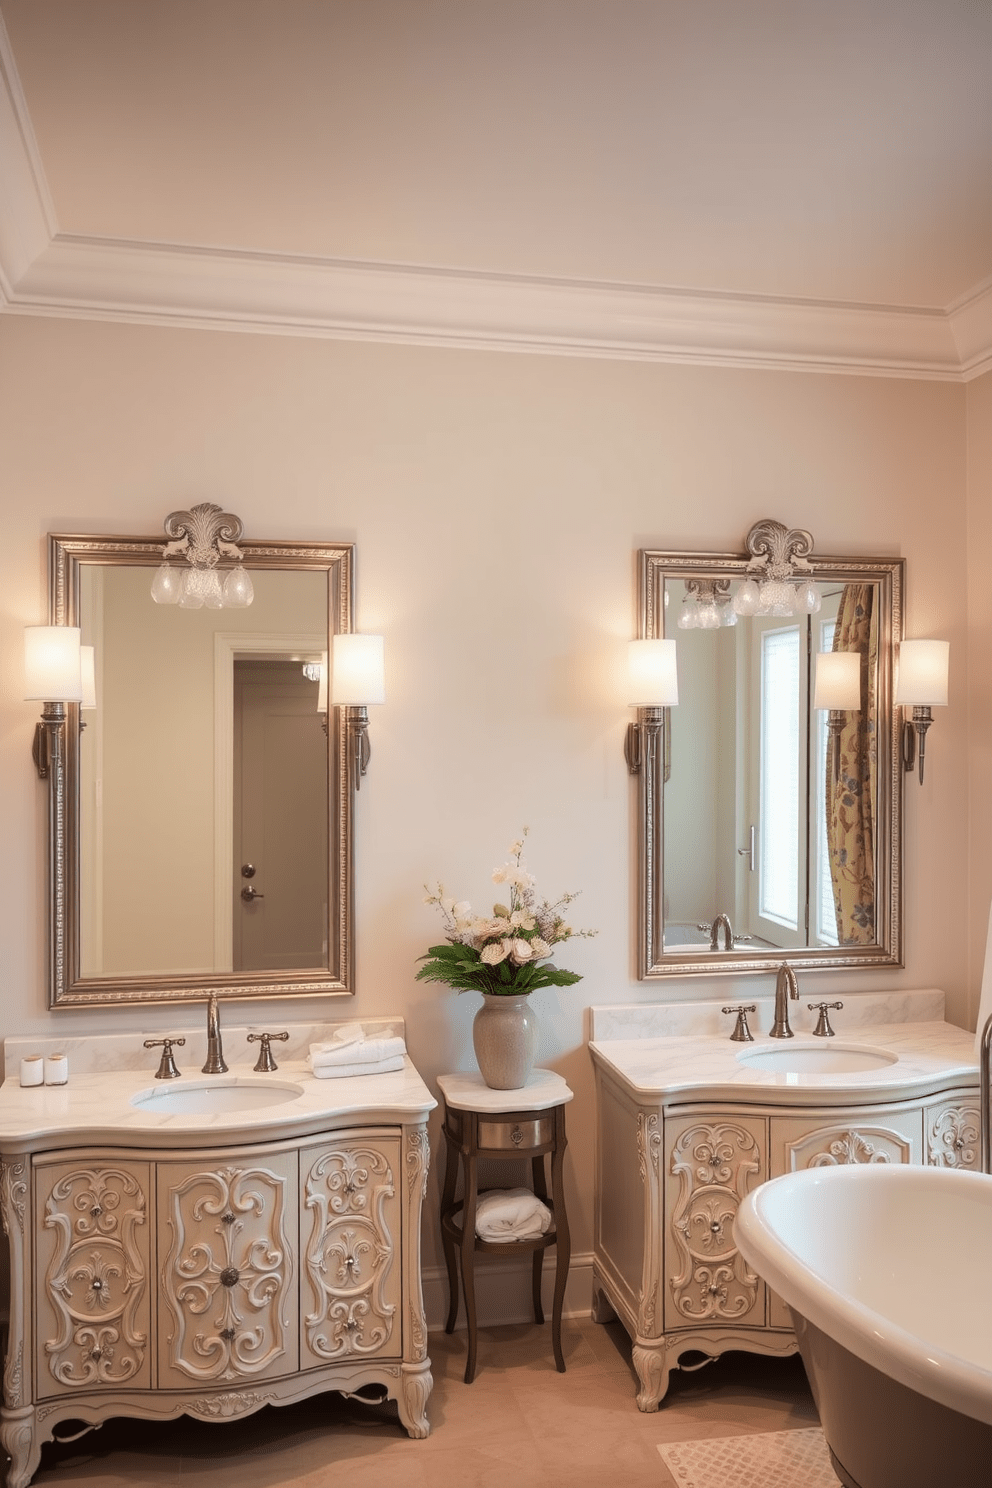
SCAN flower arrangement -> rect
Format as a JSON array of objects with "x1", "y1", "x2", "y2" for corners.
[{"x1": 417, "y1": 830, "x2": 596, "y2": 996}]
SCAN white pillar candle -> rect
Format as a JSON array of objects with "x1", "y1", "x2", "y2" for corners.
[
  {"x1": 44, "y1": 1053, "x2": 68, "y2": 1086},
  {"x1": 19, "y1": 1056, "x2": 44, "y2": 1087}
]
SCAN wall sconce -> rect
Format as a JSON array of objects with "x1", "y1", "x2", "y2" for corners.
[
  {"x1": 331, "y1": 633, "x2": 385, "y2": 788},
  {"x1": 624, "y1": 638, "x2": 678, "y2": 774},
  {"x1": 813, "y1": 651, "x2": 861, "y2": 782},
  {"x1": 24, "y1": 626, "x2": 82, "y2": 779},
  {"x1": 895, "y1": 639, "x2": 949, "y2": 785}
]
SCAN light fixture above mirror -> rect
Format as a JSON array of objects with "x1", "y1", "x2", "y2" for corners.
[
  {"x1": 150, "y1": 502, "x2": 255, "y2": 610},
  {"x1": 631, "y1": 518, "x2": 905, "y2": 978}
]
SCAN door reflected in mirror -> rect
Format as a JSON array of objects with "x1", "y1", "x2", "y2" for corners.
[{"x1": 49, "y1": 529, "x2": 355, "y2": 1007}]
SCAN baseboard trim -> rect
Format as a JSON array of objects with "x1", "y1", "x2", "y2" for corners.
[{"x1": 421, "y1": 1250, "x2": 594, "y2": 1333}]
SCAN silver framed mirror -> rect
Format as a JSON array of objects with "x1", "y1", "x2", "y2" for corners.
[
  {"x1": 44, "y1": 516, "x2": 356, "y2": 1007},
  {"x1": 632, "y1": 521, "x2": 904, "y2": 977}
]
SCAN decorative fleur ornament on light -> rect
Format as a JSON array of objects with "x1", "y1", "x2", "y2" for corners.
[
  {"x1": 624, "y1": 638, "x2": 678, "y2": 775},
  {"x1": 895, "y1": 639, "x2": 949, "y2": 786},
  {"x1": 149, "y1": 502, "x2": 254, "y2": 610},
  {"x1": 24, "y1": 626, "x2": 82, "y2": 779},
  {"x1": 731, "y1": 518, "x2": 820, "y2": 618},
  {"x1": 331, "y1": 633, "x2": 385, "y2": 788}
]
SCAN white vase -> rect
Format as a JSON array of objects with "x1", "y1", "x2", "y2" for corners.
[{"x1": 472, "y1": 993, "x2": 537, "y2": 1090}]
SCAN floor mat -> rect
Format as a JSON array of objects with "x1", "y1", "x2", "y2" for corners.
[{"x1": 658, "y1": 1427, "x2": 840, "y2": 1487}]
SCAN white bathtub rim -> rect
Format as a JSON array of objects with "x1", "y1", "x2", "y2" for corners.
[{"x1": 734, "y1": 1165, "x2": 992, "y2": 1428}]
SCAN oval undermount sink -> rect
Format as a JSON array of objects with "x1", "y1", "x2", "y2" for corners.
[
  {"x1": 736, "y1": 1043, "x2": 899, "y2": 1075},
  {"x1": 131, "y1": 1079, "x2": 305, "y2": 1115}
]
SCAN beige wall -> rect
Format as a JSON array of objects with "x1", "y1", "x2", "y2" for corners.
[
  {"x1": 0, "y1": 314, "x2": 970, "y2": 1273},
  {"x1": 967, "y1": 371, "x2": 992, "y2": 1024}
]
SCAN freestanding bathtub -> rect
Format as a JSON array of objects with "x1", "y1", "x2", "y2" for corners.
[{"x1": 735, "y1": 1164, "x2": 992, "y2": 1488}]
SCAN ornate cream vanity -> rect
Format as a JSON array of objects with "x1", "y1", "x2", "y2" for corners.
[
  {"x1": 0, "y1": 1021, "x2": 435, "y2": 1488},
  {"x1": 589, "y1": 993, "x2": 980, "y2": 1410}
]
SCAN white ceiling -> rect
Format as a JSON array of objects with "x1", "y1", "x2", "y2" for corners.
[{"x1": 1, "y1": 0, "x2": 990, "y2": 376}]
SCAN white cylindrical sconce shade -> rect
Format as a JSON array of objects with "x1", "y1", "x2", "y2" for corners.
[
  {"x1": 24, "y1": 627, "x2": 83, "y2": 702},
  {"x1": 627, "y1": 638, "x2": 678, "y2": 706},
  {"x1": 316, "y1": 652, "x2": 328, "y2": 714},
  {"x1": 331, "y1": 633, "x2": 385, "y2": 706},
  {"x1": 895, "y1": 639, "x2": 949, "y2": 706},
  {"x1": 79, "y1": 646, "x2": 97, "y2": 710},
  {"x1": 813, "y1": 651, "x2": 861, "y2": 711}
]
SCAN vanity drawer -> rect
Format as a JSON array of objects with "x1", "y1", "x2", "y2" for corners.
[
  {"x1": 445, "y1": 1107, "x2": 553, "y2": 1151},
  {"x1": 769, "y1": 1107, "x2": 922, "y2": 1175}
]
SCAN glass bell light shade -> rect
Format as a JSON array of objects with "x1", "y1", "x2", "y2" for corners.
[
  {"x1": 222, "y1": 565, "x2": 254, "y2": 608},
  {"x1": 677, "y1": 595, "x2": 698, "y2": 629},
  {"x1": 24, "y1": 626, "x2": 83, "y2": 701},
  {"x1": 179, "y1": 568, "x2": 224, "y2": 610},
  {"x1": 758, "y1": 578, "x2": 796, "y2": 616},
  {"x1": 627, "y1": 638, "x2": 679, "y2": 706},
  {"x1": 733, "y1": 578, "x2": 761, "y2": 616},
  {"x1": 719, "y1": 602, "x2": 738, "y2": 626},
  {"x1": 331, "y1": 633, "x2": 386, "y2": 706},
  {"x1": 150, "y1": 563, "x2": 182, "y2": 604},
  {"x1": 696, "y1": 599, "x2": 720, "y2": 630},
  {"x1": 794, "y1": 577, "x2": 822, "y2": 614}
]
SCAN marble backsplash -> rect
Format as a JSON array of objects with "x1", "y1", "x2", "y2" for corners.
[{"x1": 588, "y1": 989, "x2": 946, "y2": 1043}]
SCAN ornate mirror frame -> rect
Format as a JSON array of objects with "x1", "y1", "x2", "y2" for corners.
[
  {"x1": 44, "y1": 526, "x2": 355, "y2": 1007},
  {"x1": 634, "y1": 526, "x2": 904, "y2": 978}
]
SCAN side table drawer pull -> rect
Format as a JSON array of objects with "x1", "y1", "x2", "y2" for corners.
[{"x1": 478, "y1": 1117, "x2": 550, "y2": 1150}]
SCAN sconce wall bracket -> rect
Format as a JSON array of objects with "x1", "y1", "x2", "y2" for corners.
[
  {"x1": 32, "y1": 703, "x2": 66, "y2": 781},
  {"x1": 624, "y1": 707, "x2": 665, "y2": 776},
  {"x1": 902, "y1": 707, "x2": 933, "y2": 785}
]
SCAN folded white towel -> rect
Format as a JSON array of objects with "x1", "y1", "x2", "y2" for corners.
[
  {"x1": 475, "y1": 1187, "x2": 552, "y2": 1242},
  {"x1": 319, "y1": 1021, "x2": 366, "y2": 1049},
  {"x1": 309, "y1": 1035, "x2": 407, "y2": 1070},
  {"x1": 309, "y1": 1054, "x2": 406, "y2": 1080}
]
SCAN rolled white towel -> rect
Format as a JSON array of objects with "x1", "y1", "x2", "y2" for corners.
[
  {"x1": 475, "y1": 1187, "x2": 552, "y2": 1242},
  {"x1": 309, "y1": 1035, "x2": 407, "y2": 1071},
  {"x1": 310, "y1": 1054, "x2": 406, "y2": 1080}
]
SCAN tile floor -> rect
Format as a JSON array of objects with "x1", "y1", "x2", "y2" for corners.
[{"x1": 23, "y1": 1320, "x2": 819, "y2": 1488}]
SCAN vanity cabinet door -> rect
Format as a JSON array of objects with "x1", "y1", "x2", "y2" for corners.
[
  {"x1": 299, "y1": 1130, "x2": 402, "y2": 1367},
  {"x1": 924, "y1": 1094, "x2": 981, "y2": 1170},
  {"x1": 34, "y1": 1157, "x2": 153, "y2": 1397},
  {"x1": 769, "y1": 1107, "x2": 922, "y2": 1175},
  {"x1": 157, "y1": 1151, "x2": 299, "y2": 1389},
  {"x1": 663, "y1": 1114, "x2": 767, "y2": 1333}
]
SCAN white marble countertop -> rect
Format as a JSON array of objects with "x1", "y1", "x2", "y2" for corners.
[
  {"x1": 0, "y1": 1020, "x2": 436, "y2": 1153},
  {"x1": 589, "y1": 992, "x2": 978, "y2": 1108}
]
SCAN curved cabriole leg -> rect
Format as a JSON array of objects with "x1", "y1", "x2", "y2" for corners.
[
  {"x1": 632, "y1": 1342, "x2": 672, "y2": 1412},
  {"x1": 397, "y1": 1363, "x2": 433, "y2": 1439},
  {"x1": 1, "y1": 1409, "x2": 41, "y2": 1488}
]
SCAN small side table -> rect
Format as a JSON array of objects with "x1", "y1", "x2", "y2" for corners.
[{"x1": 437, "y1": 1069, "x2": 573, "y2": 1384}]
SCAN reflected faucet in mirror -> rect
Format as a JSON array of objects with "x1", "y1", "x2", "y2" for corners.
[{"x1": 697, "y1": 914, "x2": 752, "y2": 951}]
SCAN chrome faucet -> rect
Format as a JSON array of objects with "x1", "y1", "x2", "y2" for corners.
[
  {"x1": 202, "y1": 993, "x2": 229, "y2": 1074},
  {"x1": 770, "y1": 962, "x2": 799, "y2": 1039}
]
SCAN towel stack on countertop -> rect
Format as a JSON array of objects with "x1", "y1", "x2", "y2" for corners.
[{"x1": 308, "y1": 1022, "x2": 407, "y2": 1079}]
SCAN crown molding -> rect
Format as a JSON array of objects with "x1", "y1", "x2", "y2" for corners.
[
  {"x1": 0, "y1": 20, "x2": 988, "y2": 380},
  {"x1": 5, "y1": 232, "x2": 973, "y2": 380}
]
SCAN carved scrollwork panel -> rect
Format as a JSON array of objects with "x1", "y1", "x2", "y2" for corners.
[
  {"x1": 302, "y1": 1140, "x2": 400, "y2": 1365},
  {"x1": 666, "y1": 1121, "x2": 764, "y2": 1329},
  {"x1": 38, "y1": 1164, "x2": 150, "y2": 1393},
  {"x1": 926, "y1": 1103, "x2": 980, "y2": 1170},
  {"x1": 161, "y1": 1159, "x2": 296, "y2": 1385}
]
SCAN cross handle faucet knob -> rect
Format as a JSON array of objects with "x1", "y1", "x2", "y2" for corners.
[{"x1": 808, "y1": 1001, "x2": 844, "y2": 1038}]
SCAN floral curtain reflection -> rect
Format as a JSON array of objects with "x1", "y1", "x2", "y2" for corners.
[{"x1": 827, "y1": 584, "x2": 876, "y2": 944}]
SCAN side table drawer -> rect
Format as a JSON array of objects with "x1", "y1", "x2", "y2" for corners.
[{"x1": 478, "y1": 1117, "x2": 553, "y2": 1151}]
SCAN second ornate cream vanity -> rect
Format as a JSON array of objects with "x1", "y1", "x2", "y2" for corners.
[
  {"x1": 589, "y1": 992, "x2": 979, "y2": 1410},
  {"x1": 0, "y1": 1020, "x2": 435, "y2": 1488}
]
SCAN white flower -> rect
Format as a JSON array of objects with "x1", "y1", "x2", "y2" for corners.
[
  {"x1": 480, "y1": 940, "x2": 511, "y2": 965},
  {"x1": 511, "y1": 938, "x2": 534, "y2": 962},
  {"x1": 453, "y1": 900, "x2": 471, "y2": 918},
  {"x1": 510, "y1": 910, "x2": 536, "y2": 930},
  {"x1": 530, "y1": 937, "x2": 551, "y2": 958},
  {"x1": 492, "y1": 865, "x2": 508, "y2": 884},
  {"x1": 509, "y1": 839, "x2": 524, "y2": 855}
]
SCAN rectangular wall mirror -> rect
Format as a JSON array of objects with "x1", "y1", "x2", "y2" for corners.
[
  {"x1": 634, "y1": 527, "x2": 904, "y2": 977},
  {"x1": 45, "y1": 528, "x2": 355, "y2": 1007}
]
